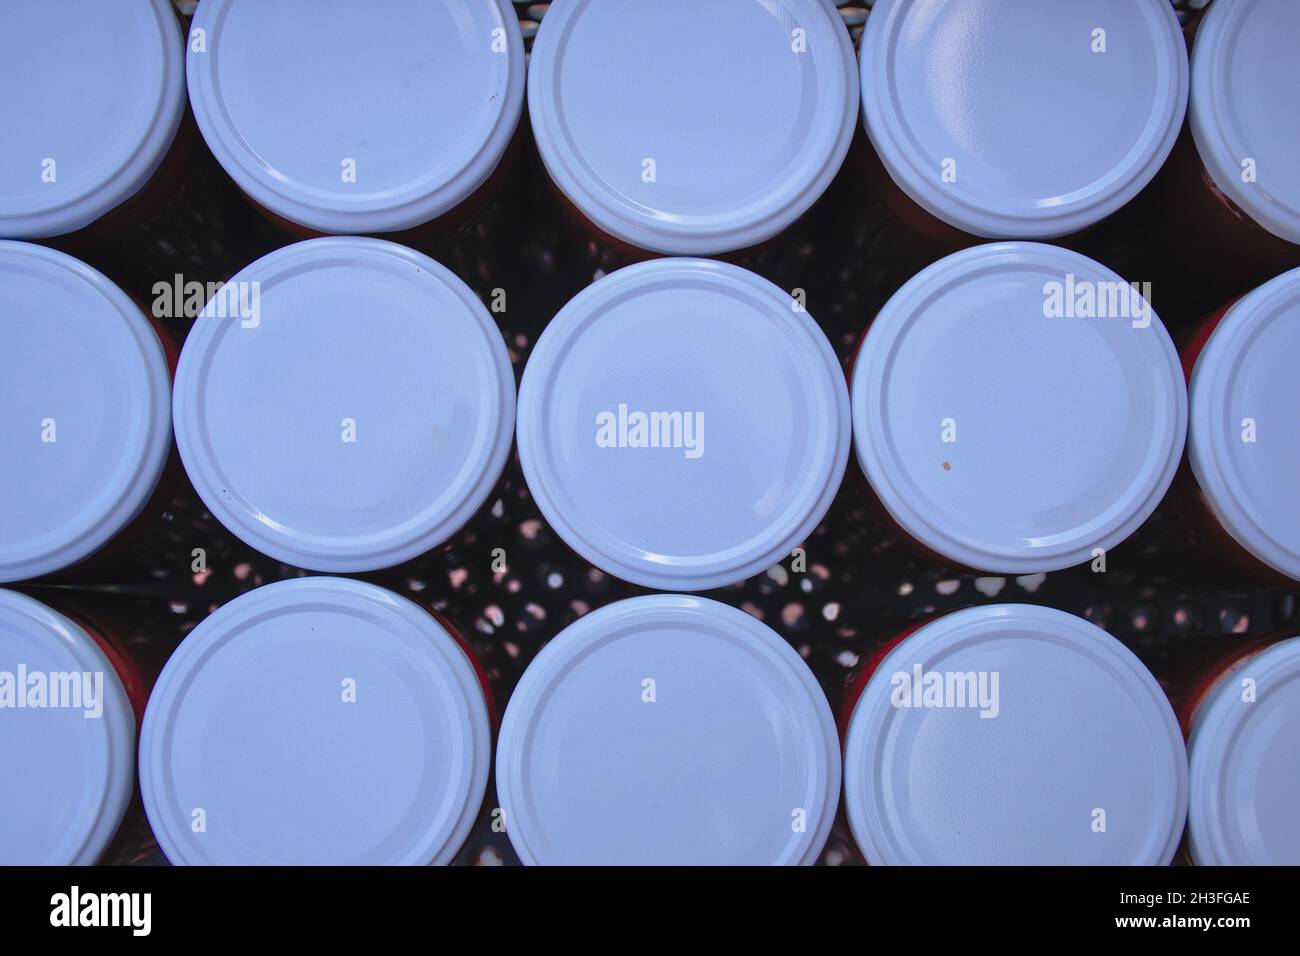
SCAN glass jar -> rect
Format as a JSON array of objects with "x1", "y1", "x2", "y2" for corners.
[
  {"x1": 0, "y1": 589, "x2": 149, "y2": 864},
  {"x1": 527, "y1": 0, "x2": 858, "y2": 272},
  {"x1": 496, "y1": 594, "x2": 840, "y2": 865},
  {"x1": 840, "y1": 604, "x2": 1188, "y2": 865},
  {"x1": 854, "y1": 0, "x2": 1188, "y2": 288},
  {"x1": 849, "y1": 242, "x2": 1187, "y2": 574},
  {"x1": 516, "y1": 258, "x2": 850, "y2": 591},
  {"x1": 1180, "y1": 267, "x2": 1300, "y2": 585},
  {"x1": 138, "y1": 577, "x2": 494, "y2": 865},
  {"x1": 170, "y1": 237, "x2": 516, "y2": 574},
  {"x1": 185, "y1": 0, "x2": 526, "y2": 246},
  {"x1": 0, "y1": 242, "x2": 176, "y2": 585}
]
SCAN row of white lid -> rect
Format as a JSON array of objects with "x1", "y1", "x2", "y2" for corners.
[
  {"x1": 2, "y1": 237, "x2": 1297, "y2": 588},
  {"x1": 2, "y1": 583, "x2": 1293, "y2": 866},
  {"x1": 2, "y1": 0, "x2": 1298, "y2": 251}
]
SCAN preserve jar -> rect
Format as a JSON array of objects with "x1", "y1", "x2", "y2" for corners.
[
  {"x1": 849, "y1": 242, "x2": 1187, "y2": 575},
  {"x1": 171, "y1": 236, "x2": 516, "y2": 574},
  {"x1": 516, "y1": 258, "x2": 850, "y2": 592},
  {"x1": 527, "y1": 0, "x2": 858, "y2": 268},
  {"x1": 0, "y1": 0, "x2": 184, "y2": 245},
  {"x1": 139, "y1": 577, "x2": 493, "y2": 865},
  {"x1": 1118, "y1": 0, "x2": 1300, "y2": 321},
  {"x1": 0, "y1": 242, "x2": 176, "y2": 585},
  {"x1": 0, "y1": 589, "x2": 147, "y2": 864},
  {"x1": 855, "y1": 0, "x2": 1188, "y2": 285},
  {"x1": 1177, "y1": 635, "x2": 1300, "y2": 866},
  {"x1": 0, "y1": 0, "x2": 276, "y2": 299},
  {"x1": 186, "y1": 0, "x2": 526, "y2": 242},
  {"x1": 496, "y1": 594, "x2": 840, "y2": 865},
  {"x1": 841, "y1": 604, "x2": 1188, "y2": 865},
  {"x1": 1178, "y1": 266, "x2": 1300, "y2": 585}
]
